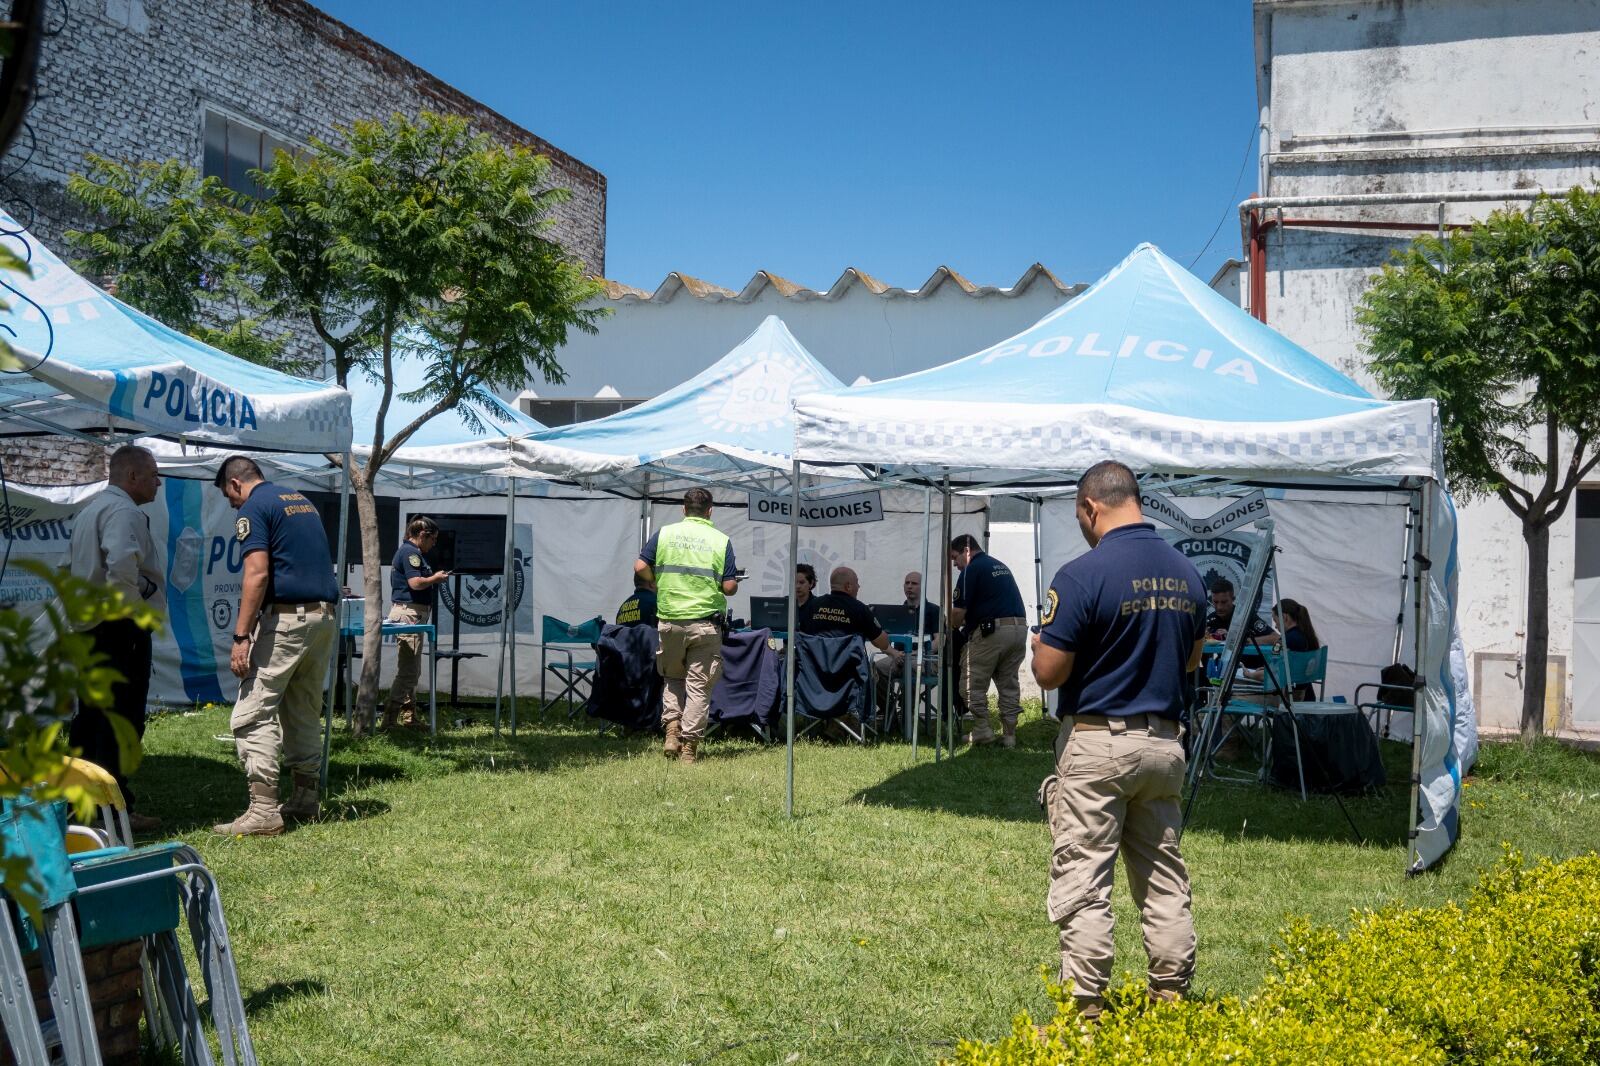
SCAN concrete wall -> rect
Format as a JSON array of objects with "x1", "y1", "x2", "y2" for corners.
[
  {"x1": 1251, "y1": 0, "x2": 1600, "y2": 731},
  {"x1": 518, "y1": 271, "x2": 1079, "y2": 401}
]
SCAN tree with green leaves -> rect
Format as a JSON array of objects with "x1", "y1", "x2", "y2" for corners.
[
  {"x1": 65, "y1": 157, "x2": 295, "y2": 369},
  {"x1": 68, "y1": 112, "x2": 603, "y2": 735},
  {"x1": 1358, "y1": 187, "x2": 1600, "y2": 737}
]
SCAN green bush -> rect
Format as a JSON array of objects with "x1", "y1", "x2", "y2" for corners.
[{"x1": 949, "y1": 851, "x2": 1600, "y2": 1065}]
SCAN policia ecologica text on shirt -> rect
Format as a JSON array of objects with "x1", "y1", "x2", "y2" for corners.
[
  {"x1": 213, "y1": 455, "x2": 341, "y2": 838},
  {"x1": 1030, "y1": 460, "x2": 1208, "y2": 1022},
  {"x1": 382, "y1": 516, "x2": 452, "y2": 731},
  {"x1": 635, "y1": 488, "x2": 739, "y2": 765}
]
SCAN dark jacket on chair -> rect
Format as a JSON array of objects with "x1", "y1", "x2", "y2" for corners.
[
  {"x1": 711, "y1": 628, "x2": 780, "y2": 730},
  {"x1": 586, "y1": 623, "x2": 663, "y2": 731},
  {"x1": 785, "y1": 631, "x2": 870, "y2": 721}
]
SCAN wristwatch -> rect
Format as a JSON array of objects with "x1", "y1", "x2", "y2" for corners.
[{"x1": 232, "y1": 634, "x2": 250, "y2": 645}]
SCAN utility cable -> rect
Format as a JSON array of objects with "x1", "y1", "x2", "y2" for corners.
[{"x1": 1187, "y1": 120, "x2": 1260, "y2": 271}]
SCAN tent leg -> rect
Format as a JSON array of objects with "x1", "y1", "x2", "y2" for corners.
[
  {"x1": 320, "y1": 453, "x2": 352, "y2": 793},
  {"x1": 784, "y1": 461, "x2": 801, "y2": 819},
  {"x1": 1407, "y1": 486, "x2": 1432, "y2": 873},
  {"x1": 939, "y1": 474, "x2": 954, "y2": 761},
  {"x1": 1032, "y1": 496, "x2": 1046, "y2": 723},
  {"x1": 494, "y1": 482, "x2": 515, "y2": 735},
  {"x1": 509, "y1": 478, "x2": 520, "y2": 738},
  {"x1": 911, "y1": 485, "x2": 932, "y2": 762}
]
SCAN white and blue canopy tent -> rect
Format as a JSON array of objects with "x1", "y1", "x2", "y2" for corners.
[
  {"x1": 792, "y1": 243, "x2": 1475, "y2": 872},
  {"x1": 510, "y1": 314, "x2": 986, "y2": 751},
  {"x1": 0, "y1": 209, "x2": 358, "y2": 783},
  {"x1": 0, "y1": 210, "x2": 351, "y2": 456}
]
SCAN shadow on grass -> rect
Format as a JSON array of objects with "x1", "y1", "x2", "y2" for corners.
[
  {"x1": 1181, "y1": 740, "x2": 1412, "y2": 848},
  {"x1": 241, "y1": 977, "x2": 329, "y2": 1017}
]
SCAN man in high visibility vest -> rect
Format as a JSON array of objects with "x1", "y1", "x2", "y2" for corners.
[{"x1": 635, "y1": 488, "x2": 739, "y2": 764}]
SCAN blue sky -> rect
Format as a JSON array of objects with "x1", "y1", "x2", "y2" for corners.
[{"x1": 315, "y1": 2, "x2": 1260, "y2": 292}]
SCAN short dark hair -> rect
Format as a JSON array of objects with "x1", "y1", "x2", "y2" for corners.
[
  {"x1": 407, "y1": 516, "x2": 438, "y2": 539},
  {"x1": 1078, "y1": 460, "x2": 1139, "y2": 508},
  {"x1": 795, "y1": 563, "x2": 817, "y2": 587},
  {"x1": 213, "y1": 455, "x2": 263, "y2": 488},
  {"x1": 949, "y1": 533, "x2": 982, "y2": 554},
  {"x1": 683, "y1": 487, "x2": 713, "y2": 516},
  {"x1": 1209, "y1": 577, "x2": 1235, "y2": 597}
]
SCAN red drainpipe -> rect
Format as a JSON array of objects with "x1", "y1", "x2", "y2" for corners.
[{"x1": 1247, "y1": 209, "x2": 1268, "y2": 324}]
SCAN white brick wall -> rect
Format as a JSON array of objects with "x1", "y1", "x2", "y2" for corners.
[{"x1": 4, "y1": 0, "x2": 605, "y2": 272}]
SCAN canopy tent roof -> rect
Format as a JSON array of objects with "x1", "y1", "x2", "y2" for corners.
[
  {"x1": 791, "y1": 243, "x2": 1440, "y2": 489},
  {"x1": 513, "y1": 315, "x2": 849, "y2": 495},
  {"x1": 0, "y1": 210, "x2": 351, "y2": 454}
]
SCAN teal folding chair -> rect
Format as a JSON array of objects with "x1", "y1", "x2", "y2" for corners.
[
  {"x1": 1, "y1": 796, "x2": 102, "y2": 1066},
  {"x1": 535, "y1": 615, "x2": 605, "y2": 718},
  {"x1": 1287, "y1": 647, "x2": 1329, "y2": 701}
]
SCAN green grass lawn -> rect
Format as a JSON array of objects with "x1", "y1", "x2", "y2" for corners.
[{"x1": 135, "y1": 703, "x2": 1600, "y2": 1065}]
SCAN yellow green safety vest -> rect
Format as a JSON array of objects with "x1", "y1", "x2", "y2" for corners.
[{"x1": 654, "y1": 516, "x2": 731, "y2": 620}]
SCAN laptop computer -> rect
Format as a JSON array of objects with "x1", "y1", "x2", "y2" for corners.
[
  {"x1": 748, "y1": 596, "x2": 792, "y2": 631},
  {"x1": 869, "y1": 604, "x2": 919, "y2": 635}
]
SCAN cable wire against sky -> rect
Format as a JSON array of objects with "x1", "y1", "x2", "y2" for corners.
[{"x1": 1187, "y1": 121, "x2": 1261, "y2": 270}]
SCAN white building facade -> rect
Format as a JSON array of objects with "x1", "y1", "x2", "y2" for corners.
[{"x1": 1246, "y1": 0, "x2": 1600, "y2": 733}]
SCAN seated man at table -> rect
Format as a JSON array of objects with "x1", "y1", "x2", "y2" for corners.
[
  {"x1": 802, "y1": 567, "x2": 904, "y2": 722},
  {"x1": 616, "y1": 573, "x2": 658, "y2": 628},
  {"x1": 1205, "y1": 577, "x2": 1277, "y2": 668},
  {"x1": 383, "y1": 516, "x2": 451, "y2": 731}
]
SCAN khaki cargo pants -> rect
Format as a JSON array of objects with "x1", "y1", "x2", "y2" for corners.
[
  {"x1": 657, "y1": 619, "x2": 723, "y2": 741},
  {"x1": 1039, "y1": 715, "x2": 1196, "y2": 1005},
  {"x1": 383, "y1": 602, "x2": 431, "y2": 712},
  {"x1": 963, "y1": 620, "x2": 1027, "y2": 733},
  {"x1": 233, "y1": 603, "x2": 338, "y2": 788}
]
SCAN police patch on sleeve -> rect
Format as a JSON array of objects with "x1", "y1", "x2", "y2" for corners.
[
  {"x1": 1041, "y1": 588, "x2": 1059, "y2": 627},
  {"x1": 234, "y1": 517, "x2": 251, "y2": 542},
  {"x1": 408, "y1": 554, "x2": 422, "y2": 568}
]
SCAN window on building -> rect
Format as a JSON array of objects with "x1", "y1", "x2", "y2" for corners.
[
  {"x1": 519, "y1": 397, "x2": 644, "y2": 427},
  {"x1": 202, "y1": 109, "x2": 300, "y2": 199}
]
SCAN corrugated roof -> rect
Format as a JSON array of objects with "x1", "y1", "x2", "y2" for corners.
[{"x1": 597, "y1": 263, "x2": 1083, "y2": 304}]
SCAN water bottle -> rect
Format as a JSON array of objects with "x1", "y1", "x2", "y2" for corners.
[{"x1": 1205, "y1": 653, "x2": 1223, "y2": 685}]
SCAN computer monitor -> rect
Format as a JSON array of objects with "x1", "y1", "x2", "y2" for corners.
[
  {"x1": 748, "y1": 596, "x2": 791, "y2": 631},
  {"x1": 869, "y1": 604, "x2": 919, "y2": 635}
]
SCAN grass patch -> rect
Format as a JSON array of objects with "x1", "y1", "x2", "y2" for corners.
[{"x1": 136, "y1": 704, "x2": 1600, "y2": 1065}]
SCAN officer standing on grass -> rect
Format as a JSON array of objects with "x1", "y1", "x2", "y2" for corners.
[
  {"x1": 949, "y1": 533, "x2": 1028, "y2": 747},
  {"x1": 1030, "y1": 460, "x2": 1208, "y2": 1021},
  {"x1": 382, "y1": 516, "x2": 450, "y2": 731},
  {"x1": 635, "y1": 487, "x2": 738, "y2": 765},
  {"x1": 213, "y1": 456, "x2": 340, "y2": 836}
]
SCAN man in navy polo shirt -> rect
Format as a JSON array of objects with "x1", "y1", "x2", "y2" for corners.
[
  {"x1": 383, "y1": 516, "x2": 451, "y2": 731},
  {"x1": 213, "y1": 455, "x2": 340, "y2": 837},
  {"x1": 1030, "y1": 460, "x2": 1207, "y2": 1021},
  {"x1": 949, "y1": 533, "x2": 1028, "y2": 746}
]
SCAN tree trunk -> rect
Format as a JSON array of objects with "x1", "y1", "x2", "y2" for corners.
[
  {"x1": 1521, "y1": 519, "x2": 1551, "y2": 739},
  {"x1": 351, "y1": 464, "x2": 385, "y2": 738}
]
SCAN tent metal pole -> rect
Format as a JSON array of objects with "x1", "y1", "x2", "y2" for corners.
[
  {"x1": 493, "y1": 481, "x2": 515, "y2": 734},
  {"x1": 1393, "y1": 497, "x2": 1417, "y2": 664},
  {"x1": 319, "y1": 451, "x2": 353, "y2": 792},
  {"x1": 939, "y1": 474, "x2": 953, "y2": 761},
  {"x1": 509, "y1": 477, "x2": 521, "y2": 737},
  {"x1": 911, "y1": 484, "x2": 932, "y2": 762},
  {"x1": 1407, "y1": 485, "x2": 1432, "y2": 874},
  {"x1": 639, "y1": 473, "x2": 652, "y2": 548},
  {"x1": 784, "y1": 460, "x2": 801, "y2": 819}
]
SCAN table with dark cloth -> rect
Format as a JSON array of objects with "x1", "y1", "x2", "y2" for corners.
[{"x1": 1268, "y1": 702, "x2": 1386, "y2": 795}]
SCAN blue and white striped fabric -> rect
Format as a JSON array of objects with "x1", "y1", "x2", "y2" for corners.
[
  {"x1": 515, "y1": 315, "x2": 846, "y2": 487},
  {"x1": 792, "y1": 243, "x2": 1440, "y2": 483},
  {"x1": 0, "y1": 209, "x2": 351, "y2": 453}
]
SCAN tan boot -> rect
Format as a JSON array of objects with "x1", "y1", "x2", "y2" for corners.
[
  {"x1": 662, "y1": 720, "x2": 682, "y2": 759},
  {"x1": 213, "y1": 782, "x2": 284, "y2": 837},
  {"x1": 1001, "y1": 722, "x2": 1018, "y2": 749},
  {"x1": 281, "y1": 772, "x2": 321, "y2": 823},
  {"x1": 964, "y1": 716, "x2": 996, "y2": 745},
  {"x1": 678, "y1": 738, "x2": 699, "y2": 765}
]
